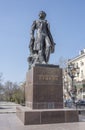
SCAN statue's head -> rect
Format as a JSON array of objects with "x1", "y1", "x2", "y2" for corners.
[{"x1": 39, "y1": 11, "x2": 46, "y2": 20}]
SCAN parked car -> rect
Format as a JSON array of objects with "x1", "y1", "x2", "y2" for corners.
[{"x1": 75, "y1": 100, "x2": 85, "y2": 108}]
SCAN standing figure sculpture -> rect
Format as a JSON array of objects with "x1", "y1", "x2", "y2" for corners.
[{"x1": 28, "y1": 11, "x2": 55, "y2": 68}]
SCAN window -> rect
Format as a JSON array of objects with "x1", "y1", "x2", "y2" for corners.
[
  {"x1": 81, "y1": 70, "x2": 84, "y2": 78},
  {"x1": 80, "y1": 61, "x2": 84, "y2": 66}
]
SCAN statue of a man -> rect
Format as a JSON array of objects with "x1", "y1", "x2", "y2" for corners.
[{"x1": 28, "y1": 11, "x2": 55, "y2": 67}]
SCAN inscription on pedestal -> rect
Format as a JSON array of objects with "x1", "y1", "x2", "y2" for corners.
[{"x1": 38, "y1": 75, "x2": 58, "y2": 81}]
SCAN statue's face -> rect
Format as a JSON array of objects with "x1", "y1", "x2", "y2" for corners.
[{"x1": 39, "y1": 11, "x2": 46, "y2": 20}]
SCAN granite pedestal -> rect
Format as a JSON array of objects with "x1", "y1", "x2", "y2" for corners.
[
  {"x1": 16, "y1": 106, "x2": 79, "y2": 125},
  {"x1": 16, "y1": 64, "x2": 79, "y2": 125},
  {"x1": 25, "y1": 64, "x2": 63, "y2": 109}
]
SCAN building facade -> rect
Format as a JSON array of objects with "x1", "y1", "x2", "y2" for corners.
[{"x1": 64, "y1": 49, "x2": 85, "y2": 100}]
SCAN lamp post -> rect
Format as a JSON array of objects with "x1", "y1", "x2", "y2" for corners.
[{"x1": 67, "y1": 63, "x2": 80, "y2": 102}]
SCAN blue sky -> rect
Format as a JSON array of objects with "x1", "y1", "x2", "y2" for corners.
[{"x1": 0, "y1": 0, "x2": 85, "y2": 83}]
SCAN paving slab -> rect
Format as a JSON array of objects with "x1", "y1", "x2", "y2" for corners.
[{"x1": 0, "y1": 113, "x2": 85, "y2": 130}]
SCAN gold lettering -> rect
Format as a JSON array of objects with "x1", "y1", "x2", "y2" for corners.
[{"x1": 39, "y1": 75, "x2": 58, "y2": 81}]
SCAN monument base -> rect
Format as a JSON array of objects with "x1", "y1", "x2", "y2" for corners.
[
  {"x1": 25, "y1": 64, "x2": 63, "y2": 109},
  {"x1": 16, "y1": 106, "x2": 79, "y2": 125}
]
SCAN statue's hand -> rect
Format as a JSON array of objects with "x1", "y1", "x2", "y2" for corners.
[
  {"x1": 51, "y1": 43, "x2": 56, "y2": 53},
  {"x1": 29, "y1": 36, "x2": 35, "y2": 50}
]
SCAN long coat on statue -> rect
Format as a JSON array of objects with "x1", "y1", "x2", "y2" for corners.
[{"x1": 29, "y1": 19, "x2": 55, "y2": 63}]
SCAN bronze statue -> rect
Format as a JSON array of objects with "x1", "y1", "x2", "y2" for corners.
[{"x1": 28, "y1": 11, "x2": 55, "y2": 68}]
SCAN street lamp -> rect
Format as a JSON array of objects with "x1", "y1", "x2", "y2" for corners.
[{"x1": 67, "y1": 63, "x2": 80, "y2": 102}]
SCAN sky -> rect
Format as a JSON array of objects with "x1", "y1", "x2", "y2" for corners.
[{"x1": 0, "y1": 0, "x2": 85, "y2": 83}]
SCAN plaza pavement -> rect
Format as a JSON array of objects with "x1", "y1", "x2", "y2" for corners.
[
  {"x1": 0, "y1": 101, "x2": 19, "y2": 113},
  {"x1": 0, "y1": 102, "x2": 85, "y2": 130}
]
